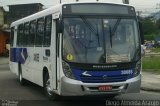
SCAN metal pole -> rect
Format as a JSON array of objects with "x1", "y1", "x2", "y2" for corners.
[{"x1": 123, "y1": 0, "x2": 129, "y2": 4}]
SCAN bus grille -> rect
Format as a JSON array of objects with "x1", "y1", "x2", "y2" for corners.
[{"x1": 80, "y1": 75, "x2": 129, "y2": 83}]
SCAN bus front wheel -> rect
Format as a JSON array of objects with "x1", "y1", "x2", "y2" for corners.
[{"x1": 44, "y1": 72, "x2": 58, "y2": 100}]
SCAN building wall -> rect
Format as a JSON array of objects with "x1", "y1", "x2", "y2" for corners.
[
  {"x1": 0, "y1": 8, "x2": 4, "y2": 26},
  {"x1": 0, "y1": 31, "x2": 9, "y2": 55},
  {"x1": 8, "y1": 3, "x2": 43, "y2": 24}
]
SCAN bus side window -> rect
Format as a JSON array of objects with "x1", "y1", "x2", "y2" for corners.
[
  {"x1": 10, "y1": 27, "x2": 14, "y2": 47},
  {"x1": 43, "y1": 15, "x2": 52, "y2": 47},
  {"x1": 29, "y1": 20, "x2": 36, "y2": 46},
  {"x1": 17, "y1": 25, "x2": 20, "y2": 46},
  {"x1": 24, "y1": 22, "x2": 30, "y2": 46},
  {"x1": 35, "y1": 18, "x2": 45, "y2": 47},
  {"x1": 17, "y1": 24, "x2": 24, "y2": 47}
]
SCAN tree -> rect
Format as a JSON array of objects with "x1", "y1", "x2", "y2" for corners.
[{"x1": 140, "y1": 17, "x2": 157, "y2": 35}]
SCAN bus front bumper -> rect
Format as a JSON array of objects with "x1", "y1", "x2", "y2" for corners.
[{"x1": 60, "y1": 74, "x2": 141, "y2": 96}]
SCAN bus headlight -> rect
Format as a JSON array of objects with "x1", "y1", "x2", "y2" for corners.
[
  {"x1": 134, "y1": 60, "x2": 141, "y2": 77},
  {"x1": 62, "y1": 61, "x2": 75, "y2": 79}
]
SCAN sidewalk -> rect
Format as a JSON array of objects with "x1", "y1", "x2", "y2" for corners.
[
  {"x1": 0, "y1": 57, "x2": 9, "y2": 65},
  {"x1": 141, "y1": 71, "x2": 160, "y2": 92}
]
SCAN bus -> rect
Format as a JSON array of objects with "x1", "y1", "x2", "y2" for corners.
[{"x1": 10, "y1": 1, "x2": 143, "y2": 99}]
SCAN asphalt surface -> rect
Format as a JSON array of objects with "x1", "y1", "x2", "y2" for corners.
[
  {"x1": 0, "y1": 64, "x2": 160, "y2": 106},
  {"x1": 141, "y1": 71, "x2": 160, "y2": 92}
]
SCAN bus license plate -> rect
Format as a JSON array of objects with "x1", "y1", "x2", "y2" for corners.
[{"x1": 98, "y1": 85, "x2": 112, "y2": 91}]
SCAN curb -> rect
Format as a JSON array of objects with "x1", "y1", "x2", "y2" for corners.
[
  {"x1": 141, "y1": 87, "x2": 160, "y2": 93},
  {"x1": 0, "y1": 58, "x2": 9, "y2": 65},
  {"x1": 0, "y1": 63, "x2": 8, "y2": 65}
]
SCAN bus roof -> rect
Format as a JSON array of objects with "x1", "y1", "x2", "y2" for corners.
[
  {"x1": 10, "y1": 2, "x2": 133, "y2": 27},
  {"x1": 10, "y1": 4, "x2": 62, "y2": 27}
]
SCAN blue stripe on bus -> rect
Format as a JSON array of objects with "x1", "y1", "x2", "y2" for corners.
[
  {"x1": 10, "y1": 48, "x2": 28, "y2": 64},
  {"x1": 72, "y1": 69, "x2": 134, "y2": 83}
]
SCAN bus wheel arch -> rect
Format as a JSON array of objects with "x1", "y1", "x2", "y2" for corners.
[
  {"x1": 43, "y1": 67, "x2": 48, "y2": 86},
  {"x1": 43, "y1": 67, "x2": 58, "y2": 100}
]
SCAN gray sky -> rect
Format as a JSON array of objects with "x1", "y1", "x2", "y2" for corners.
[
  {"x1": 130, "y1": 0, "x2": 160, "y2": 9},
  {"x1": 0, "y1": 0, "x2": 160, "y2": 11}
]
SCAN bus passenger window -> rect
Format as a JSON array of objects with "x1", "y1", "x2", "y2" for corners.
[
  {"x1": 24, "y1": 22, "x2": 30, "y2": 46},
  {"x1": 10, "y1": 27, "x2": 14, "y2": 47},
  {"x1": 36, "y1": 18, "x2": 45, "y2": 47},
  {"x1": 17, "y1": 24, "x2": 24, "y2": 47},
  {"x1": 29, "y1": 20, "x2": 36, "y2": 46},
  {"x1": 44, "y1": 15, "x2": 52, "y2": 47}
]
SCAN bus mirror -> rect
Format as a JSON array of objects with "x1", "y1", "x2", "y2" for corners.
[
  {"x1": 139, "y1": 22, "x2": 144, "y2": 44},
  {"x1": 57, "y1": 19, "x2": 63, "y2": 33}
]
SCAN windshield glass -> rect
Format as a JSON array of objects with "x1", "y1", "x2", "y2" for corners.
[{"x1": 63, "y1": 17, "x2": 140, "y2": 64}]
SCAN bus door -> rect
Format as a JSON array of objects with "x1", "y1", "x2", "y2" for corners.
[{"x1": 49, "y1": 14, "x2": 60, "y2": 90}]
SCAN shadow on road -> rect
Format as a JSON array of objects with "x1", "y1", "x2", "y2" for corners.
[
  {"x1": 18, "y1": 81, "x2": 111, "y2": 106},
  {"x1": 16, "y1": 97, "x2": 109, "y2": 106},
  {"x1": 12, "y1": 80, "x2": 116, "y2": 106}
]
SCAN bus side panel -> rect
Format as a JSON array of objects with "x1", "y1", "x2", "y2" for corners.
[
  {"x1": 22, "y1": 47, "x2": 34, "y2": 83},
  {"x1": 10, "y1": 47, "x2": 33, "y2": 82},
  {"x1": 10, "y1": 46, "x2": 46, "y2": 86},
  {"x1": 9, "y1": 26, "x2": 19, "y2": 76},
  {"x1": 10, "y1": 46, "x2": 48, "y2": 87},
  {"x1": 9, "y1": 61, "x2": 18, "y2": 76},
  {"x1": 32, "y1": 47, "x2": 46, "y2": 87},
  {"x1": 9, "y1": 47, "x2": 21, "y2": 76}
]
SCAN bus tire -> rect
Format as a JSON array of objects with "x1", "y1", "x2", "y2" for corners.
[
  {"x1": 18, "y1": 64, "x2": 26, "y2": 85},
  {"x1": 44, "y1": 72, "x2": 58, "y2": 100}
]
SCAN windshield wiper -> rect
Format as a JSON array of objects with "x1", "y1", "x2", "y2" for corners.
[
  {"x1": 80, "y1": 16, "x2": 96, "y2": 35},
  {"x1": 80, "y1": 16, "x2": 100, "y2": 46},
  {"x1": 79, "y1": 16, "x2": 96, "y2": 63},
  {"x1": 111, "y1": 18, "x2": 121, "y2": 36},
  {"x1": 109, "y1": 25, "x2": 112, "y2": 48},
  {"x1": 107, "y1": 18, "x2": 121, "y2": 48}
]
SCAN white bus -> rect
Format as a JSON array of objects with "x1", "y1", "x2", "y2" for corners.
[{"x1": 10, "y1": 1, "x2": 143, "y2": 100}]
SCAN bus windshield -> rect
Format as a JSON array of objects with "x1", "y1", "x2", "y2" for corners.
[{"x1": 63, "y1": 17, "x2": 140, "y2": 64}]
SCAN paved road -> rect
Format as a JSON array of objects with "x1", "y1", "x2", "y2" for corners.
[{"x1": 0, "y1": 64, "x2": 160, "y2": 106}]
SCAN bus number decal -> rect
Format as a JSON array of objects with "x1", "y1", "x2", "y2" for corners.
[
  {"x1": 43, "y1": 56, "x2": 48, "y2": 62},
  {"x1": 121, "y1": 70, "x2": 133, "y2": 75},
  {"x1": 34, "y1": 53, "x2": 39, "y2": 62}
]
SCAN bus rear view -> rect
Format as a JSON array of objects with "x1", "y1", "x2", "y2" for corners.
[{"x1": 60, "y1": 3, "x2": 142, "y2": 96}]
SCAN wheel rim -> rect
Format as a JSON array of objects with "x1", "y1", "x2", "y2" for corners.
[
  {"x1": 46, "y1": 78, "x2": 52, "y2": 96},
  {"x1": 19, "y1": 72, "x2": 22, "y2": 82}
]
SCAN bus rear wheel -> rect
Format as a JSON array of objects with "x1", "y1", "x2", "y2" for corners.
[
  {"x1": 44, "y1": 73, "x2": 58, "y2": 100},
  {"x1": 18, "y1": 64, "x2": 26, "y2": 85}
]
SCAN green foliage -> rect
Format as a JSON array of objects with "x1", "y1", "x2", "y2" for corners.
[
  {"x1": 142, "y1": 56, "x2": 160, "y2": 69},
  {"x1": 144, "y1": 34, "x2": 154, "y2": 40},
  {"x1": 144, "y1": 34, "x2": 160, "y2": 41},
  {"x1": 140, "y1": 17, "x2": 160, "y2": 40},
  {"x1": 151, "y1": 48, "x2": 160, "y2": 53},
  {"x1": 140, "y1": 17, "x2": 157, "y2": 35}
]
